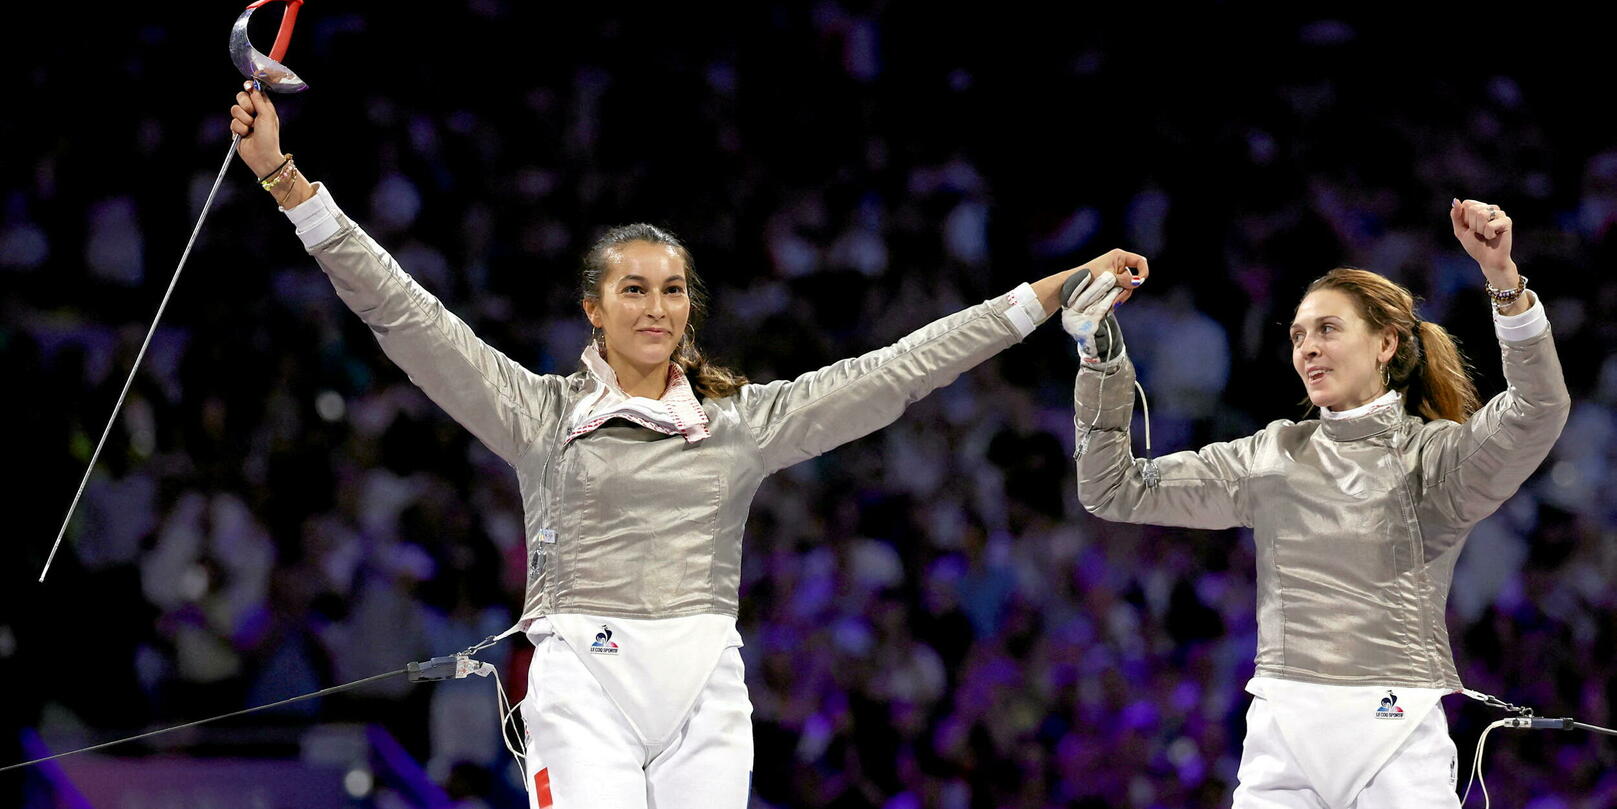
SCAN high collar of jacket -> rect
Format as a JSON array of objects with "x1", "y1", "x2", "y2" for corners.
[
  {"x1": 567, "y1": 347, "x2": 712, "y2": 444},
  {"x1": 1318, "y1": 392, "x2": 1408, "y2": 442}
]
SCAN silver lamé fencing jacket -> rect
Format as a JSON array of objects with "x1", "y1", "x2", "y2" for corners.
[
  {"x1": 305, "y1": 204, "x2": 1048, "y2": 625},
  {"x1": 1074, "y1": 322, "x2": 1569, "y2": 690}
]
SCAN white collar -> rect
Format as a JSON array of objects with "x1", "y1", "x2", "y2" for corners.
[
  {"x1": 567, "y1": 348, "x2": 712, "y2": 444},
  {"x1": 1321, "y1": 389, "x2": 1400, "y2": 421}
]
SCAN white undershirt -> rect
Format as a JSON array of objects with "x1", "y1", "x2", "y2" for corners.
[{"x1": 1322, "y1": 389, "x2": 1401, "y2": 420}]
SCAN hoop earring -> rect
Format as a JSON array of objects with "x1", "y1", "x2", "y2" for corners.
[{"x1": 1381, "y1": 362, "x2": 1390, "y2": 389}]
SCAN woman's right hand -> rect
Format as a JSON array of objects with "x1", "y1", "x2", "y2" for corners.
[
  {"x1": 1032, "y1": 248, "x2": 1149, "y2": 315},
  {"x1": 230, "y1": 81, "x2": 286, "y2": 178},
  {"x1": 1076, "y1": 248, "x2": 1149, "y2": 306}
]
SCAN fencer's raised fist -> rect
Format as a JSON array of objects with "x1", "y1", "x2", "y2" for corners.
[
  {"x1": 1450, "y1": 198, "x2": 1514, "y2": 275},
  {"x1": 230, "y1": 82, "x2": 287, "y2": 178}
]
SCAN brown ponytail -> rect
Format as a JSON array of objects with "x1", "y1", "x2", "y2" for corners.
[
  {"x1": 1304, "y1": 268, "x2": 1481, "y2": 423},
  {"x1": 1408, "y1": 319, "x2": 1480, "y2": 423},
  {"x1": 581, "y1": 223, "x2": 749, "y2": 399}
]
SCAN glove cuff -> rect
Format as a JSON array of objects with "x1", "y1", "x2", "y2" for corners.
[{"x1": 1075, "y1": 353, "x2": 1136, "y2": 430}]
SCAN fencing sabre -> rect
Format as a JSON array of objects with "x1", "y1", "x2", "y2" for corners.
[{"x1": 40, "y1": 0, "x2": 309, "y2": 582}]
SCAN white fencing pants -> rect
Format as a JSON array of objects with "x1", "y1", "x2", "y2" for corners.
[
  {"x1": 520, "y1": 630, "x2": 753, "y2": 809},
  {"x1": 1233, "y1": 690, "x2": 1461, "y2": 809}
]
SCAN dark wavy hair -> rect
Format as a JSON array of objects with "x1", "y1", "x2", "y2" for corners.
[{"x1": 580, "y1": 224, "x2": 748, "y2": 399}]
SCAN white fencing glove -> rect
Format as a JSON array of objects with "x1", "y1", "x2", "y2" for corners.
[{"x1": 1060, "y1": 271, "x2": 1124, "y2": 365}]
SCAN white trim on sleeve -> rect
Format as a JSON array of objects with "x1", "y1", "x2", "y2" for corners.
[
  {"x1": 1492, "y1": 291, "x2": 1549, "y2": 342},
  {"x1": 281, "y1": 181, "x2": 344, "y2": 249},
  {"x1": 1002, "y1": 282, "x2": 1048, "y2": 339}
]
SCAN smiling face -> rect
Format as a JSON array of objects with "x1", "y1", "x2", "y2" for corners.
[
  {"x1": 1290, "y1": 287, "x2": 1398, "y2": 412},
  {"x1": 582, "y1": 240, "x2": 691, "y2": 375}
]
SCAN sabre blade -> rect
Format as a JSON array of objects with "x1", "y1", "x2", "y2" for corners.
[{"x1": 40, "y1": 136, "x2": 243, "y2": 583}]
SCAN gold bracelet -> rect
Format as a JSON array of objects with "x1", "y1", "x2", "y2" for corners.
[{"x1": 274, "y1": 168, "x2": 302, "y2": 206}]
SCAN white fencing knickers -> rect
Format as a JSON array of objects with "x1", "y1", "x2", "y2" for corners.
[
  {"x1": 519, "y1": 618, "x2": 753, "y2": 809},
  {"x1": 1233, "y1": 678, "x2": 1460, "y2": 809}
]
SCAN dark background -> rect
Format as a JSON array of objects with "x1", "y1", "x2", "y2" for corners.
[{"x1": 3, "y1": 4, "x2": 1615, "y2": 807}]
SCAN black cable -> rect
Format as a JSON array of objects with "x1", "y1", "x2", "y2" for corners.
[
  {"x1": 1466, "y1": 689, "x2": 1617, "y2": 738},
  {"x1": 0, "y1": 668, "x2": 407, "y2": 774}
]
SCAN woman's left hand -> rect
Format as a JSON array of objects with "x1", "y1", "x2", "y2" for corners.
[{"x1": 1450, "y1": 198, "x2": 1515, "y2": 279}]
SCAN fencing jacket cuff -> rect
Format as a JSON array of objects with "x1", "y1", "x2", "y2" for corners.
[
  {"x1": 1492, "y1": 292, "x2": 1548, "y2": 342},
  {"x1": 1001, "y1": 282, "x2": 1051, "y2": 339},
  {"x1": 281, "y1": 181, "x2": 344, "y2": 249}
]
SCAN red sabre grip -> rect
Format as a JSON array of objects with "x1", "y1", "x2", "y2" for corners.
[{"x1": 243, "y1": 0, "x2": 304, "y2": 64}]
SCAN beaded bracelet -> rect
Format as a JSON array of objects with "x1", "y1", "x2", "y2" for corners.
[
  {"x1": 260, "y1": 162, "x2": 296, "y2": 192},
  {"x1": 257, "y1": 154, "x2": 292, "y2": 184},
  {"x1": 259, "y1": 155, "x2": 297, "y2": 191},
  {"x1": 1484, "y1": 275, "x2": 1529, "y2": 313}
]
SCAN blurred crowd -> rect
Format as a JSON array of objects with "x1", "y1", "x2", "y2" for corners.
[{"x1": 4, "y1": 5, "x2": 1616, "y2": 808}]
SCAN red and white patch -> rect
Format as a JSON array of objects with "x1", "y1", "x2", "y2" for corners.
[{"x1": 533, "y1": 767, "x2": 554, "y2": 808}]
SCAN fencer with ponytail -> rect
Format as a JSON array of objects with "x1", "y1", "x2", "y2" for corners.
[{"x1": 1305, "y1": 268, "x2": 1481, "y2": 422}]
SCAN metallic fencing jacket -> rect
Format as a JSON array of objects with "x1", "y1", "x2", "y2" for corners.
[
  {"x1": 303, "y1": 199, "x2": 1048, "y2": 624},
  {"x1": 1074, "y1": 319, "x2": 1569, "y2": 689}
]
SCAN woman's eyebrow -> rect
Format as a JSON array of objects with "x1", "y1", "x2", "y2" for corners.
[
  {"x1": 616, "y1": 274, "x2": 686, "y2": 284},
  {"x1": 1288, "y1": 315, "x2": 1342, "y2": 330}
]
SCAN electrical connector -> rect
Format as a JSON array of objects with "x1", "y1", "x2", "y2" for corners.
[
  {"x1": 1502, "y1": 716, "x2": 1575, "y2": 730},
  {"x1": 407, "y1": 654, "x2": 494, "y2": 682}
]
